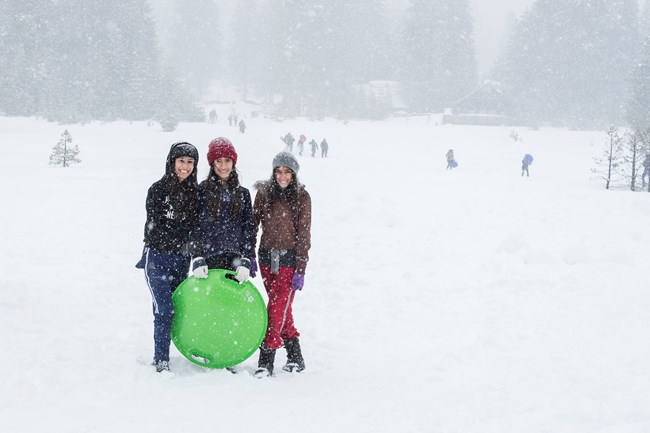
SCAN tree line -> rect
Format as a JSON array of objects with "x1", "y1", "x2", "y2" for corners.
[
  {"x1": 3, "y1": 0, "x2": 650, "y2": 129},
  {"x1": 0, "y1": 0, "x2": 201, "y2": 123}
]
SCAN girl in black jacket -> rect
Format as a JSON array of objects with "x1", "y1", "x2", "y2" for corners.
[{"x1": 136, "y1": 142, "x2": 200, "y2": 372}]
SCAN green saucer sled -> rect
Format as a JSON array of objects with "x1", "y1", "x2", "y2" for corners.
[{"x1": 171, "y1": 269, "x2": 267, "y2": 369}]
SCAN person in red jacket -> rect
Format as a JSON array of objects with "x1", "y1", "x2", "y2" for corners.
[
  {"x1": 297, "y1": 134, "x2": 306, "y2": 155},
  {"x1": 252, "y1": 151, "x2": 312, "y2": 377}
]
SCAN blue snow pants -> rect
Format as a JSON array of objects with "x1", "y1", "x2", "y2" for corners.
[{"x1": 142, "y1": 247, "x2": 191, "y2": 363}]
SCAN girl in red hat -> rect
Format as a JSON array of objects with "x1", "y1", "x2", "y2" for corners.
[{"x1": 191, "y1": 137, "x2": 256, "y2": 286}]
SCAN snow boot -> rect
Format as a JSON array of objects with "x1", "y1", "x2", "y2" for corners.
[
  {"x1": 282, "y1": 337, "x2": 305, "y2": 373},
  {"x1": 254, "y1": 347, "x2": 276, "y2": 378},
  {"x1": 154, "y1": 360, "x2": 170, "y2": 373}
]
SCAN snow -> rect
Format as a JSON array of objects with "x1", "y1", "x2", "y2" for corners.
[{"x1": 1, "y1": 113, "x2": 649, "y2": 433}]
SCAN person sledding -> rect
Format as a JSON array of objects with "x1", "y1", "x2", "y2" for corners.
[{"x1": 446, "y1": 149, "x2": 457, "y2": 169}]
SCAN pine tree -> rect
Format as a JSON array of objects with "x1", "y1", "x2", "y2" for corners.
[
  {"x1": 0, "y1": 0, "x2": 57, "y2": 116},
  {"x1": 230, "y1": 0, "x2": 269, "y2": 102},
  {"x1": 495, "y1": 0, "x2": 640, "y2": 128},
  {"x1": 400, "y1": 0, "x2": 477, "y2": 112},
  {"x1": 0, "y1": 1, "x2": 201, "y2": 123},
  {"x1": 234, "y1": 0, "x2": 391, "y2": 119},
  {"x1": 165, "y1": 0, "x2": 220, "y2": 97},
  {"x1": 49, "y1": 130, "x2": 81, "y2": 167},
  {"x1": 627, "y1": 39, "x2": 650, "y2": 129},
  {"x1": 641, "y1": 0, "x2": 650, "y2": 39}
]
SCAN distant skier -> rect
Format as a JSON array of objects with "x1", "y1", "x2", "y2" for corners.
[
  {"x1": 446, "y1": 149, "x2": 457, "y2": 169},
  {"x1": 320, "y1": 138, "x2": 329, "y2": 157},
  {"x1": 281, "y1": 132, "x2": 295, "y2": 153},
  {"x1": 297, "y1": 134, "x2": 306, "y2": 155},
  {"x1": 522, "y1": 153, "x2": 533, "y2": 177},
  {"x1": 238, "y1": 118, "x2": 246, "y2": 134},
  {"x1": 309, "y1": 139, "x2": 318, "y2": 157}
]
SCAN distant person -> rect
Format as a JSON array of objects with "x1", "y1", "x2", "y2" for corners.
[
  {"x1": 228, "y1": 113, "x2": 234, "y2": 127},
  {"x1": 281, "y1": 132, "x2": 295, "y2": 153},
  {"x1": 522, "y1": 153, "x2": 534, "y2": 177},
  {"x1": 446, "y1": 149, "x2": 456, "y2": 169},
  {"x1": 238, "y1": 118, "x2": 246, "y2": 134},
  {"x1": 320, "y1": 138, "x2": 329, "y2": 158},
  {"x1": 309, "y1": 139, "x2": 318, "y2": 157},
  {"x1": 642, "y1": 154, "x2": 650, "y2": 188},
  {"x1": 208, "y1": 108, "x2": 217, "y2": 123},
  {"x1": 297, "y1": 134, "x2": 306, "y2": 156}
]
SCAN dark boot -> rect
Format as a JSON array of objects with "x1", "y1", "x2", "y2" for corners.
[
  {"x1": 282, "y1": 338, "x2": 306, "y2": 373},
  {"x1": 254, "y1": 347, "x2": 276, "y2": 378},
  {"x1": 153, "y1": 360, "x2": 170, "y2": 373}
]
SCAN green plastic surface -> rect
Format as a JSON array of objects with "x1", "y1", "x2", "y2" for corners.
[{"x1": 171, "y1": 269, "x2": 267, "y2": 368}]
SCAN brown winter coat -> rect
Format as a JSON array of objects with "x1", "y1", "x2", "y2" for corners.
[{"x1": 253, "y1": 182, "x2": 311, "y2": 274}]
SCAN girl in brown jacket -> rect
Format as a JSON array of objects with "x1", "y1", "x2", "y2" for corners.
[{"x1": 252, "y1": 151, "x2": 311, "y2": 377}]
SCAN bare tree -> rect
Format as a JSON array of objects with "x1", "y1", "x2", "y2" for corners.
[
  {"x1": 592, "y1": 125, "x2": 623, "y2": 190},
  {"x1": 622, "y1": 128, "x2": 649, "y2": 191}
]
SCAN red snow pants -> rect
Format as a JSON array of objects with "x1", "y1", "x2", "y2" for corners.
[{"x1": 260, "y1": 264, "x2": 300, "y2": 349}]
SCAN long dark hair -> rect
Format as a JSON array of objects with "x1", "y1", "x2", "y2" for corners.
[{"x1": 200, "y1": 166, "x2": 243, "y2": 222}]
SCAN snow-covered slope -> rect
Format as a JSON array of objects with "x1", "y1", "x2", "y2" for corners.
[{"x1": 1, "y1": 114, "x2": 648, "y2": 433}]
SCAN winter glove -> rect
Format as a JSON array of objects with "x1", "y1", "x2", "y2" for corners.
[
  {"x1": 191, "y1": 257, "x2": 209, "y2": 279},
  {"x1": 249, "y1": 258, "x2": 258, "y2": 278},
  {"x1": 235, "y1": 266, "x2": 250, "y2": 283},
  {"x1": 291, "y1": 273, "x2": 305, "y2": 291}
]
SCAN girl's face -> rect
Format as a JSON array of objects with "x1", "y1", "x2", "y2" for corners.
[
  {"x1": 213, "y1": 158, "x2": 234, "y2": 182},
  {"x1": 174, "y1": 156, "x2": 195, "y2": 181},
  {"x1": 275, "y1": 166, "x2": 293, "y2": 188}
]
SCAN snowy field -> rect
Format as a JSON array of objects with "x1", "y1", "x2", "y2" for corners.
[{"x1": 1, "y1": 111, "x2": 649, "y2": 433}]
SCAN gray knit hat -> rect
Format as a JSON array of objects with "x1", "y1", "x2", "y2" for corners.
[{"x1": 272, "y1": 151, "x2": 300, "y2": 173}]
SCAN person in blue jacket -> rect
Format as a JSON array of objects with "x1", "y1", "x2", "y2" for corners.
[
  {"x1": 136, "y1": 142, "x2": 202, "y2": 373},
  {"x1": 191, "y1": 137, "x2": 256, "y2": 286},
  {"x1": 522, "y1": 153, "x2": 533, "y2": 177}
]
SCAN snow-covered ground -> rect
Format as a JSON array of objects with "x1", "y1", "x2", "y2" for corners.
[{"x1": 1, "y1": 112, "x2": 649, "y2": 433}]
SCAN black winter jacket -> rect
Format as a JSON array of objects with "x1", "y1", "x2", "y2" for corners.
[
  {"x1": 142, "y1": 142, "x2": 200, "y2": 256},
  {"x1": 143, "y1": 177, "x2": 199, "y2": 255}
]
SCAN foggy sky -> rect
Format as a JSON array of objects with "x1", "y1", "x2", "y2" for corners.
[{"x1": 470, "y1": 0, "x2": 535, "y2": 76}]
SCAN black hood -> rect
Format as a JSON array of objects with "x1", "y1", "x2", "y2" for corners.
[{"x1": 166, "y1": 141, "x2": 199, "y2": 179}]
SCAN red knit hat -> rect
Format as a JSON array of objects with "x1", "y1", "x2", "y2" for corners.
[{"x1": 207, "y1": 137, "x2": 238, "y2": 166}]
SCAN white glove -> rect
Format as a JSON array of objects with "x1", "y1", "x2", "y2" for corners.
[
  {"x1": 192, "y1": 257, "x2": 209, "y2": 279},
  {"x1": 235, "y1": 265, "x2": 250, "y2": 283}
]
